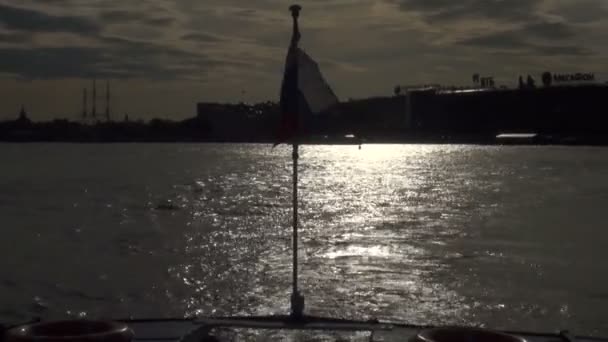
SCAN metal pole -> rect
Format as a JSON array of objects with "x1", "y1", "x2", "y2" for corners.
[
  {"x1": 291, "y1": 143, "x2": 300, "y2": 312},
  {"x1": 288, "y1": 4, "x2": 304, "y2": 320}
]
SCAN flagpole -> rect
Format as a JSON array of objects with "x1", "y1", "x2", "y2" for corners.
[{"x1": 289, "y1": 3, "x2": 304, "y2": 320}]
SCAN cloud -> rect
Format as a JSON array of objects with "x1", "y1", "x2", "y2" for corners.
[
  {"x1": 99, "y1": 10, "x2": 146, "y2": 23},
  {"x1": 0, "y1": 35, "x2": 222, "y2": 81},
  {"x1": 534, "y1": 45, "x2": 591, "y2": 56},
  {"x1": 0, "y1": 3, "x2": 98, "y2": 34},
  {"x1": 181, "y1": 32, "x2": 223, "y2": 43},
  {"x1": 550, "y1": 0, "x2": 608, "y2": 23},
  {"x1": 96, "y1": 36, "x2": 220, "y2": 80},
  {"x1": 0, "y1": 31, "x2": 29, "y2": 43},
  {"x1": 391, "y1": 0, "x2": 597, "y2": 58},
  {"x1": 319, "y1": 59, "x2": 367, "y2": 73},
  {"x1": 523, "y1": 21, "x2": 575, "y2": 40},
  {"x1": 0, "y1": 3, "x2": 216, "y2": 80},
  {"x1": 0, "y1": 0, "x2": 605, "y2": 117},
  {"x1": 394, "y1": 0, "x2": 542, "y2": 22},
  {"x1": 99, "y1": 10, "x2": 175, "y2": 26},
  {"x1": 458, "y1": 22, "x2": 591, "y2": 56},
  {"x1": 0, "y1": 47, "x2": 106, "y2": 79},
  {"x1": 144, "y1": 17, "x2": 174, "y2": 26},
  {"x1": 461, "y1": 36, "x2": 590, "y2": 56},
  {"x1": 459, "y1": 20, "x2": 577, "y2": 47}
]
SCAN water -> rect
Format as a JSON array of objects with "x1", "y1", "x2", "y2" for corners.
[{"x1": 1, "y1": 143, "x2": 608, "y2": 336}]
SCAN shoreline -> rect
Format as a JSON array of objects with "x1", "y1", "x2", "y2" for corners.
[{"x1": 2, "y1": 137, "x2": 608, "y2": 146}]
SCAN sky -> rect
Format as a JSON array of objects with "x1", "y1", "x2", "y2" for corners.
[{"x1": 0, "y1": 0, "x2": 606, "y2": 121}]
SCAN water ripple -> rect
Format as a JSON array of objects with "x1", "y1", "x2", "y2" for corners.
[{"x1": 1, "y1": 144, "x2": 608, "y2": 336}]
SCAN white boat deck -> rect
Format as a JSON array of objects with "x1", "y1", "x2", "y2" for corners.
[{"x1": 123, "y1": 317, "x2": 608, "y2": 342}]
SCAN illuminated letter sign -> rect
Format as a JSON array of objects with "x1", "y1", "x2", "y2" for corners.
[{"x1": 553, "y1": 73, "x2": 595, "y2": 82}]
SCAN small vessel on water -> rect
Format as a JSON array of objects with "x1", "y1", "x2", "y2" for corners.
[
  {"x1": 2, "y1": 5, "x2": 606, "y2": 342},
  {"x1": 496, "y1": 133, "x2": 539, "y2": 144}
]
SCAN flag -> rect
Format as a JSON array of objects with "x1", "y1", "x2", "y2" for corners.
[{"x1": 275, "y1": 47, "x2": 338, "y2": 145}]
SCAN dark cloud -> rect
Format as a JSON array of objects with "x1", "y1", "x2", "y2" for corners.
[
  {"x1": 460, "y1": 20, "x2": 575, "y2": 46},
  {"x1": 459, "y1": 23, "x2": 591, "y2": 56},
  {"x1": 553, "y1": 0, "x2": 608, "y2": 23},
  {"x1": 0, "y1": 36, "x2": 220, "y2": 80},
  {"x1": 233, "y1": 9, "x2": 257, "y2": 17},
  {"x1": 395, "y1": 0, "x2": 597, "y2": 57},
  {"x1": 99, "y1": 10, "x2": 144, "y2": 23},
  {"x1": 99, "y1": 10, "x2": 174, "y2": 26},
  {"x1": 0, "y1": 3, "x2": 231, "y2": 81},
  {"x1": 395, "y1": 0, "x2": 542, "y2": 22},
  {"x1": 0, "y1": 4, "x2": 189, "y2": 80},
  {"x1": 38, "y1": 0, "x2": 72, "y2": 4},
  {"x1": 460, "y1": 31, "x2": 528, "y2": 50},
  {"x1": 0, "y1": 4, "x2": 98, "y2": 34},
  {"x1": 0, "y1": 47, "x2": 105, "y2": 79},
  {"x1": 143, "y1": 17, "x2": 174, "y2": 26},
  {"x1": 523, "y1": 21, "x2": 575, "y2": 40},
  {"x1": 0, "y1": 31, "x2": 29, "y2": 43},
  {"x1": 98, "y1": 36, "x2": 218, "y2": 79},
  {"x1": 534, "y1": 45, "x2": 591, "y2": 56},
  {"x1": 181, "y1": 32, "x2": 222, "y2": 43}
]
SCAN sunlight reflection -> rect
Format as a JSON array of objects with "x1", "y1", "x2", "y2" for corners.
[
  {"x1": 7, "y1": 143, "x2": 604, "y2": 333},
  {"x1": 323, "y1": 245, "x2": 393, "y2": 259},
  {"x1": 173, "y1": 144, "x2": 482, "y2": 324},
  {"x1": 307, "y1": 144, "x2": 438, "y2": 165}
]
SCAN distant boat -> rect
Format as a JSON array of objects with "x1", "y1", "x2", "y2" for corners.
[
  {"x1": 496, "y1": 133, "x2": 539, "y2": 144},
  {"x1": 304, "y1": 133, "x2": 362, "y2": 145}
]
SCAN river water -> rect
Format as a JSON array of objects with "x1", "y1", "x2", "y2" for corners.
[{"x1": 1, "y1": 143, "x2": 608, "y2": 336}]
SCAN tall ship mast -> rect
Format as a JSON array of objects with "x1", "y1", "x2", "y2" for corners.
[
  {"x1": 105, "y1": 81, "x2": 110, "y2": 122},
  {"x1": 91, "y1": 79, "x2": 97, "y2": 120},
  {"x1": 81, "y1": 87, "x2": 87, "y2": 121}
]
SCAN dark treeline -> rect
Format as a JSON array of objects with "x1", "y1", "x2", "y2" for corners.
[
  {"x1": 0, "y1": 102, "x2": 276, "y2": 143},
  {"x1": 0, "y1": 115, "x2": 214, "y2": 143},
  {"x1": 2, "y1": 84, "x2": 608, "y2": 144}
]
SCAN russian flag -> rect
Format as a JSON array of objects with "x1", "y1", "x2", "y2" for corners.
[{"x1": 276, "y1": 46, "x2": 338, "y2": 145}]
